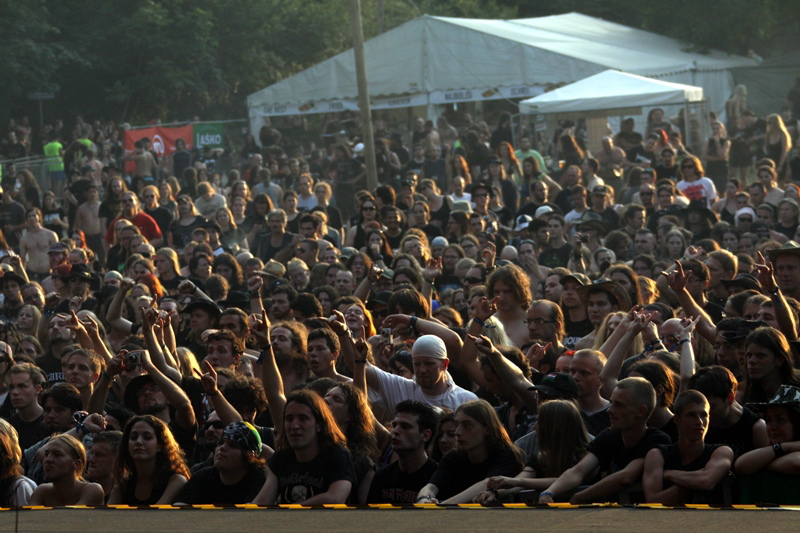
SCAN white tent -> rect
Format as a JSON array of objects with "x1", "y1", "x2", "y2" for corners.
[
  {"x1": 519, "y1": 70, "x2": 704, "y2": 115},
  {"x1": 247, "y1": 13, "x2": 757, "y2": 130}
]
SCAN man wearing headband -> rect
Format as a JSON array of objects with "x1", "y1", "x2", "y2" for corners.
[{"x1": 176, "y1": 421, "x2": 266, "y2": 505}]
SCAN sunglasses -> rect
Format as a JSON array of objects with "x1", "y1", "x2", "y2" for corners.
[{"x1": 204, "y1": 421, "x2": 224, "y2": 431}]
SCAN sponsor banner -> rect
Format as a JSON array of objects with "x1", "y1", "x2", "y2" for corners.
[
  {"x1": 194, "y1": 122, "x2": 225, "y2": 150},
  {"x1": 123, "y1": 125, "x2": 193, "y2": 175},
  {"x1": 429, "y1": 85, "x2": 545, "y2": 104}
]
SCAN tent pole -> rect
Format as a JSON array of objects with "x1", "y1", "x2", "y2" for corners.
[{"x1": 349, "y1": 0, "x2": 378, "y2": 190}]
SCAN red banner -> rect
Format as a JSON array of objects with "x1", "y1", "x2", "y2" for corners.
[{"x1": 123, "y1": 125, "x2": 194, "y2": 174}]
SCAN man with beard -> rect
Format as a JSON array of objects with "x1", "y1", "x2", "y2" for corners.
[
  {"x1": 176, "y1": 421, "x2": 267, "y2": 505},
  {"x1": 270, "y1": 321, "x2": 311, "y2": 394},
  {"x1": 103, "y1": 191, "x2": 163, "y2": 248},
  {"x1": 367, "y1": 400, "x2": 439, "y2": 503},
  {"x1": 54, "y1": 264, "x2": 97, "y2": 314},
  {"x1": 269, "y1": 284, "x2": 297, "y2": 322},
  {"x1": 38, "y1": 313, "x2": 77, "y2": 384},
  {"x1": 123, "y1": 347, "x2": 197, "y2": 454}
]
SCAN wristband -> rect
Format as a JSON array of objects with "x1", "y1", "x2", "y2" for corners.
[
  {"x1": 206, "y1": 389, "x2": 220, "y2": 397},
  {"x1": 409, "y1": 316, "x2": 419, "y2": 336},
  {"x1": 353, "y1": 359, "x2": 368, "y2": 364},
  {"x1": 540, "y1": 491, "x2": 554, "y2": 498},
  {"x1": 257, "y1": 345, "x2": 271, "y2": 364},
  {"x1": 773, "y1": 442, "x2": 785, "y2": 458},
  {"x1": 76, "y1": 423, "x2": 88, "y2": 435},
  {"x1": 473, "y1": 317, "x2": 485, "y2": 326},
  {"x1": 249, "y1": 290, "x2": 261, "y2": 298},
  {"x1": 678, "y1": 338, "x2": 691, "y2": 345}
]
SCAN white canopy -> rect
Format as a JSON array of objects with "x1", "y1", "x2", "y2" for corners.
[
  {"x1": 519, "y1": 70, "x2": 704, "y2": 115},
  {"x1": 247, "y1": 13, "x2": 757, "y2": 125}
]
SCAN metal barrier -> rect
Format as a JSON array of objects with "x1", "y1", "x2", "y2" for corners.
[{"x1": 0, "y1": 155, "x2": 53, "y2": 196}]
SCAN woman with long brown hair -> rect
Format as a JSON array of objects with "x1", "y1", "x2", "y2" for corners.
[{"x1": 108, "y1": 415, "x2": 190, "y2": 505}]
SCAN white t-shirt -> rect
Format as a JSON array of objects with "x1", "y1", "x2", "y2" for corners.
[
  {"x1": 372, "y1": 366, "x2": 477, "y2": 416},
  {"x1": 676, "y1": 177, "x2": 717, "y2": 208}
]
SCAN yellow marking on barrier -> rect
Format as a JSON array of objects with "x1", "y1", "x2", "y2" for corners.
[
  {"x1": 501, "y1": 503, "x2": 530, "y2": 508},
  {"x1": 192, "y1": 504, "x2": 223, "y2": 509},
  {"x1": 546, "y1": 503, "x2": 579, "y2": 508},
  {"x1": 23, "y1": 506, "x2": 53, "y2": 510},
  {"x1": 150, "y1": 505, "x2": 177, "y2": 509},
  {"x1": 106, "y1": 505, "x2": 138, "y2": 510},
  {"x1": 322, "y1": 504, "x2": 357, "y2": 509},
  {"x1": 278, "y1": 504, "x2": 311, "y2": 509},
  {"x1": 731, "y1": 505, "x2": 764, "y2": 510},
  {"x1": 456, "y1": 504, "x2": 487, "y2": 508},
  {"x1": 367, "y1": 504, "x2": 403, "y2": 509},
  {"x1": 684, "y1": 504, "x2": 716, "y2": 510},
  {"x1": 413, "y1": 503, "x2": 444, "y2": 509},
  {"x1": 234, "y1": 504, "x2": 264, "y2": 509}
]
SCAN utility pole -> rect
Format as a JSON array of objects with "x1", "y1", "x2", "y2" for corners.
[{"x1": 349, "y1": 0, "x2": 378, "y2": 190}]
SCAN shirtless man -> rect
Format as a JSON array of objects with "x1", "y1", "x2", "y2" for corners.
[
  {"x1": 124, "y1": 140, "x2": 157, "y2": 182},
  {"x1": 73, "y1": 184, "x2": 104, "y2": 262},
  {"x1": 595, "y1": 136, "x2": 626, "y2": 182},
  {"x1": 40, "y1": 242, "x2": 70, "y2": 294},
  {"x1": 487, "y1": 264, "x2": 532, "y2": 348},
  {"x1": 20, "y1": 209, "x2": 58, "y2": 281}
]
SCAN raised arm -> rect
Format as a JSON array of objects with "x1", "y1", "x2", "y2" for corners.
[
  {"x1": 678, "y1": 316, "x2": 701, "y2": 392},
  {"x1": 329, "y1": 310, "x2": 381, "y2": 392},
  {"x1": 106, "y1": 277, "x2": 135, "y2": 334},
  {"x1": 472, "y1": 334, "x2": 538, "y2": 411},
  {"x1": 253, "y1": 310, "x2": 286, "y2": 437},
  {"x1": 200, "y1": 361, "x2": 243, "y2": 426},
  {"x1": 383, "y1": 314, "x2": 462, "y2": 361},
  {"x1": 141, "y1": 307, "x2": 182, "y2": 383},
  {"x1": 661, "y1": 261, "x2": 716, "y2": 345},
  {"x1": 456, "y1": 296, "x2": 498, "y2": 382},
  {"x1": 754, "y1": 252, "x2": 798, "y2": 344},
  {"x1": 140, "y1": 347, "x2": 196, "y2": 431}
]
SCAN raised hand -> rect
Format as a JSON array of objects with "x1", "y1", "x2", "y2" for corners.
[
  {"x1": 177, "y1": 279, "x2": 197, "y2": 295},
  {"x1": 119, "y1": 277, "x2": 136, "y2": 292},
  {"x1": 473, "y1": 296, "x2": 499, "y2": 322},
  {"x1": 246, "y1": 275, "x2": 263, "y2": 293},
  {"x1": 250, "y1": 310, "x2": 271, "y2": 348},
  {"x1": 661, "y1": 260, "x2": 689, "y2": 293},
  {"x1": 752, "y1": 251, "x2": 777, "y2": 293},
  {"x1": 467, "y1": 333, "x2": 496, "y2": 355},
  {"x1": 422, "y1": 257, "x2": 442, "y2": 282},
  {"x1": 327, "y1": 309, "x2": 349, "y2": 337},
  {"x1": 200, "y1": 360, "x2": 219, "y2": 396}
]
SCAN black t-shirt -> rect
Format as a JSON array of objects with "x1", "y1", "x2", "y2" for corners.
[
  {"x1": 69, "y1": 179, "x2": 94, "y2": 206},
  {"x1": 704, "y1": 405, "x2": 761, "y2": 459},
  {"x1": 564, "y1": 317, "x2": 593, "y2": 350},
  {"x1": 8, "y1": 413, "x2": 49, "y2": 451},
  {"x1": 144, "y1": 206, "x2": 174, "y2": 239},
  {"x1": 539, "y1": 242, "x2": 573, "y2": 270},
  {"x1": 429, "y1": 448, "x2": 521, "y2": 501},
  {"x1": 657, "y1": 443, "x2": 727, "y2": 504},
  {"x1": 170, "y1": 216, "x2": 208, "y2": 250},
  {"x1": 582, "y1": 406, "x2": 611, "y2": 437},
  {"x1": 35, "y1": 354, "x2": 64, "y2": 386},
  {"x1": 367, "y1": 458, "x2": 438, "y2": 504},
  {"x1": 587, "y1": 427, "x2": 670, "y2": 477},
  {"x1": 176, "y1": 465, "x2": 266, "y2": 504},
  {"x1": 268, "y1": 445, "x2": 357, "y2": 504}
]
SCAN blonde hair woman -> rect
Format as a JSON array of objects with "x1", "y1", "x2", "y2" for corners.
[{"x1": 765, "y1": 113, "x2": 793, "y2": 181}]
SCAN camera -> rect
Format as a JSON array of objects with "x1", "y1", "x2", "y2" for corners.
[
  {"x1": 381, "y1": 327, "x2": 393, "y2": 344},
  {"x1": 127, "y1": 351, "x2": 142, "y2": 366},
  {"x1": 73, "y1": 412, "x2": 88, "y2": 424},
  {"x1": 580, "y1": 234, "x2": 589, "y2": 243}
]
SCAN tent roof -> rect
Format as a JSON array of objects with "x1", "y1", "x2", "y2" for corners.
[
  {"x1": 519, "y1": 70, "x2": 704, "y2": 114},
  {"x1": 247, "y1": 13, "x2": 757, "y2": 114}
]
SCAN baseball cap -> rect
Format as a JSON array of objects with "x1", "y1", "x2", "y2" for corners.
[{"x1": 529, "y1": 372, "x2": 579, "y2": 400}]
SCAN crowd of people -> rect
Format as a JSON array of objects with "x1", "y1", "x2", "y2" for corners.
[{"x1": 1, "y1": 86, "x2": 800, "y2": 508}]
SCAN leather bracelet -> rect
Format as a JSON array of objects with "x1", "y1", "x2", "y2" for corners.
[{"x1": 409, "y1": 316, "x2": 418, "y2": 336}]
